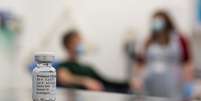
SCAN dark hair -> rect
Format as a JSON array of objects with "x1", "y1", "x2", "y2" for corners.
[
  {"x1": 145, "y1": 10, "x2": 177, "y2": 50},
  {"x1": 62, "y1": 30, "x2": 79, "y2": 49},
  {"x1": 153, "y1": 10, "x2": 175, "y2": 31}
]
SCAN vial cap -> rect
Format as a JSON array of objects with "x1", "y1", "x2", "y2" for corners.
[{"x1": 34, "y1": 52, "x2": 54, "y2": 63}]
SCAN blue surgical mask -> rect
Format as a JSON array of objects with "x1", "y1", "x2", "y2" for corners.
[
  {"x1": 152, "y1": 18, "x2": 166, "y2": 32},
  {"x1": 75, "y1": 43, "x2": 85, "y2": 56}
]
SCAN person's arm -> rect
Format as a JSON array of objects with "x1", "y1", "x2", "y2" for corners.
[
  {"x1": 179, "y1": 35, "x2": 194, "y2": 82},
  {"x1": 131, "y1": 59, "x2": 145, "y2": 91},
  {"x1": 131, "y1": 38, "x2": 150, "y2": 91},
  {"x1": 57, "y1": 68, "x2": 103, "y2": 91},
  {"x1": 183, "y1": 60, "x2": 194, "y2": 82},
  {"x1": 131, "y1": 49, "x2": 145, "y2": 92}
]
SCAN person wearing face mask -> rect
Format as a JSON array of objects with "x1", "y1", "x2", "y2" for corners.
[
  {"x1": 56, "y1": 30, "x2": 130, "y2": 93},
  {"x1": 131, "y1": 10, "x2": 194, "y2": 99}
]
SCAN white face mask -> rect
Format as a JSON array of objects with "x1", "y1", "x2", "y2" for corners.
[
  {"x1": 152, "y1": 18, "x2": 166, "y2": 32},
  {"x1": 75, "y1": 43, "x2": 86, "y2": 56}
]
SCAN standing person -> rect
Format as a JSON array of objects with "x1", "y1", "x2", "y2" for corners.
[{"x1": 132, "y1": 10, "x2": 194, "y2": 99}]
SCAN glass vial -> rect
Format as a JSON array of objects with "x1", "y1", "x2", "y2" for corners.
[{"x1": 32, "y1": 53, "x2": 56, "y2": 101}]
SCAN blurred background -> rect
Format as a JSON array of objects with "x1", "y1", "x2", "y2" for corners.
[{"x1": 0, "y1": 0, "x2": 201, "y2": 101}]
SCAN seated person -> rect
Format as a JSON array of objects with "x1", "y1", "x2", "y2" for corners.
[{"x1": 57, "y1": 30, "x2": 129, "y2": 93}]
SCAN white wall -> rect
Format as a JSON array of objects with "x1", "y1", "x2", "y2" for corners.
[
  {"x1": 69, "y1": 0, "x2": 193, "y2": 80},
  {"x1": 0, "y1": 0, "x2": 194, "y2": 83},
  {"x1": 0, "y1": 0, "x2": 195, "y2": 100},
  {"x1": 0, "y1": 0, "x2": 73, "y2": 88}
]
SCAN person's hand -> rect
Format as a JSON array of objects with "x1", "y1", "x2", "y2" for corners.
[
  {"x1": 83, "y1": 77, "x2": 104, "y2": 91},
  {"x1": 131, "y1": 79, "x2": 143, "y2": 92}
]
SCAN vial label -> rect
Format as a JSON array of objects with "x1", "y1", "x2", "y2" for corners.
[{"x1": 33, "y1": 71, "x2": 56, "y2": 101}]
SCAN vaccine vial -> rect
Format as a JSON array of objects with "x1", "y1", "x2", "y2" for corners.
[{"x1": 32, "y1": 53, "x2": 56, "y2": 101}]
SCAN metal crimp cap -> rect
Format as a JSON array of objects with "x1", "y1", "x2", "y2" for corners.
[{"x1": 34, "y1": 52, "x2": 54, "y2": 63}]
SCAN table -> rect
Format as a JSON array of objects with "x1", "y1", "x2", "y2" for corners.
[{"x1": 0, "y1": 87, "x2": 171, "y2": 101}]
